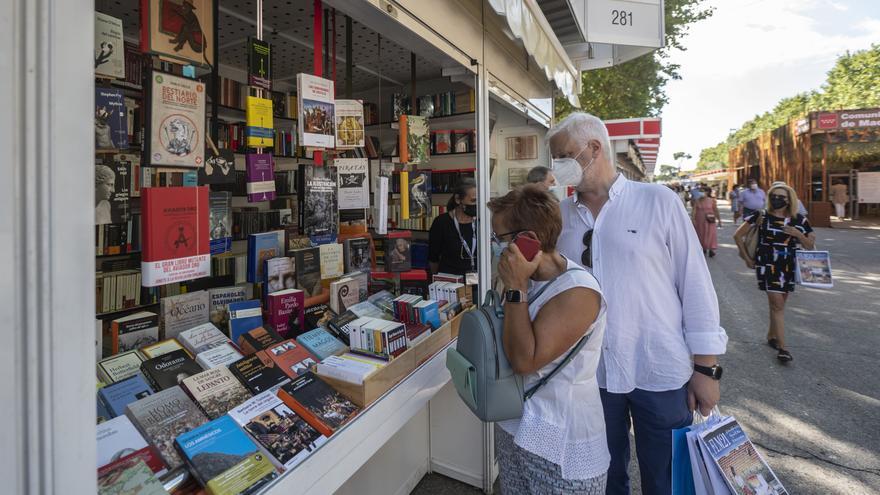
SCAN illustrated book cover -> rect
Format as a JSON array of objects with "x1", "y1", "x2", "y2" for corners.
[
  {"x1": 237, "y1": 326, "x2": 284, "y2": 356},
  {"x1": 296, "y1": 73, "x2": 335, "y2": 148},
  {"x1": 229, "y1": 350, "x2": 290, "y2": 394},
  {"x1": 125, "y1": 385, "x2": 208, "y2": 470},
  {"x1": 245, "y1": 153, "x2": 277, "y2": 202},
  {"x1": 140, "y1": 349, "x2": 204, "y2": 391},
  {"x1": 334, "y1": 99, "x2": 365, "y2": 149},
  {"x1": 94, "y1": 12, "x2": 125, "y2": 79},
  {"x1": 95, "y1": 159, "x2": 131, "y2": 225},
  {"x1": 343, "y1": 236, "x2": 373, "y2": 274},
  {"x1": 141, "y1": 186, "x2": 210, "y2": 286},
  {"x1": 97, "y1": 455, "x2": 167, "y2": 495},
  {"x1": 140, "y1": 0, "x2": 215, "y2": 68},
  {"x1": 290, "y1": 247, "x2": 323, "y2": 298},
  {"x1": 335, "y1": 158, "x2": 369, "y2": 210},
  {"x1": 295, "y1": 328, "x2": 346, "y2": 361},
  {"x1": 399, "y1": 115, "x2": 429, "y2": 165},
  {"x1": 106, "y1": 311, "x2": 159, "y2": 356},
  {"x1": 277, "y1": 371, "x2": 360, "y2": 437},
  {"x1": 247, "y1": 230, "x2": 285, "y2": 283},
  {"x1": 159, "y1": 290, "x2": 210, "y2": 341},
  {"x1": 384, "y1": 231, "x2": 412, "y2": 272},
  {"x1": 247, "y1": 37, "x2": 272, "y2": 90},
  {"x1": 146, "y1": 71, "x2": 206, "y2": 167},
  {"x1": 209, "y1": 191, "x2": 232, "y2": 255},
  {"x1": 297, "y1": 164, "x2": 338, "y2": 245},
  {"x1": 266, "y1": 339, "x2": 317, "y2": 379},
  {"x1": 95, "y1": 87, "x2": 129, "y2": 150},
  {"x1": 96, "y1": 415, "x2": 165, "y2": 475},
  {"x1": 329, "y1": 277, "x2": 359, "y2": 315},
  {"x1": 208, "y1": 285, "x2": 248, "y2": 333},
  {"x1": 199, "y1": 146, "x2": 236, "y2": 185},
  {"x1": 181, "y1": 365, "x2": 252, "y2": 420}
]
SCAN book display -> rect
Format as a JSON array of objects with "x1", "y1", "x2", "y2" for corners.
[{"x1": 89, "y1": 1, "x2": 480, "y2": 493}]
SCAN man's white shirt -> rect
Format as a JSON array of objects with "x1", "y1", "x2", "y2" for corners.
[{"x1": 557, "y1": 175, "x2": 728, "y2": 393}]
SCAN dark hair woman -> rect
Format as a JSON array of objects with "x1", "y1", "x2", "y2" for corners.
[{"x1": 428, "y1": 177, "x2": 478, "y2": 277}]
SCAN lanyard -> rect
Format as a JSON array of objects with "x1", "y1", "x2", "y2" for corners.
[{"x1": 452, "y1": 212, "x2": 477, "y2": 271}]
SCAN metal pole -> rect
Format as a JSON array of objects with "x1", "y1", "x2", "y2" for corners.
[{"x1": 345, "y1": 16, "x2": 352, "y2": 98}]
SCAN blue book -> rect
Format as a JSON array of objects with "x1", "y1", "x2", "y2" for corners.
[
  {"x1": 247, "y1": 231, "x2": 285, "y2": 283},
  {"x1": 94, "y1": 87, "x2": 128, "y2": 150},
  {"x1": 98, "y1": 373, "x2": 154, "y2": 418},
  {"x1": 228, "y1": 299, "x2": 264, "y2": 344},
  {"x1": 97, "y1": 395, "x2": 112, "y2": 423},
  {"x1": 416, "y1": 300, "x2": 441, "y2": 330},
  {"x1": 296, "y1": 328, "x2": 346, "y2": 360},
  {"x1": 175, "y1": 415, "x2": 278, "y2": 493}
]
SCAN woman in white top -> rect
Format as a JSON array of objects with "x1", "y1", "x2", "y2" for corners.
[{"x1": 487, "y1": 185, "x2": 609, "y2": 493}]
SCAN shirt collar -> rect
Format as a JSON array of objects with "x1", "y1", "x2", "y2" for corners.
[{"x1": 572, "y1": 173, "x2": 628, "y2": 209}]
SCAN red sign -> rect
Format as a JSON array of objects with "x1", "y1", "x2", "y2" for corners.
[{"x1": 817, "y1": 113, "x2": 838, "y2": 129}]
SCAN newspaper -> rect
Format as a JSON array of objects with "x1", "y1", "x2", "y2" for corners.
[
  {"x1": 795, "y1": 250, "x2": 833, "y2": 288},
  {"x1": 699, "y1": 417, "x2": 788, "y2": 495}
]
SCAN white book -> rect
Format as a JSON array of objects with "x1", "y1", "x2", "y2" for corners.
[
  {"x1": 178, "y1": 322, "x2": 230, "y2": 356},
  {"x1": 195, "y1": 343, "x2": 243, "y2": 370},
  {"x1": 317, "y1": 354, "x2": 382, "y2": 384}
]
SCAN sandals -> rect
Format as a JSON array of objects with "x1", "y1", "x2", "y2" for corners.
[
  {"x1": 767, "y1": 338, "x2": 779, "y2": 350},
  {"x1": 777, "y1": 349, "x2": 793, "y2": 363}
]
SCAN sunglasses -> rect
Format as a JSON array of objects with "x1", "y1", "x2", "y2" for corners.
[{"x1": 581, "y1": 229, "x2": 594, "y2": 268}]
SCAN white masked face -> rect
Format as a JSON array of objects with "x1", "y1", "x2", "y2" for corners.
[{"x1": 551, "y1": 144, "x2": 593, "y2": 188}]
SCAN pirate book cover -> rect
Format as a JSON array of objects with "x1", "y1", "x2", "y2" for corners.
[
  {"x1": 141, "y1": 185, "x2": 210, "y2": 286},
  {"x1": 141, "y1": 0, "x2": 215, "y2": 68}
]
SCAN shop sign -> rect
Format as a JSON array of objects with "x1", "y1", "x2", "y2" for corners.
[
  {"x1": 584, "y1": 0, "x2": 664, "y2": 48},
  {"x1": 796, "y1": 118, "x2": 810, "y2": 135},
  {"x1": 816, "y1": 109, "x2": 880, "y2": 130},
  {"x1": 817, "y1": 113, "x2": 838, "y2": 129}
]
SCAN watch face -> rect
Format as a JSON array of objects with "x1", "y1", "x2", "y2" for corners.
[{"x1": 713, "y1": 366, "x2": 723, "y2": 380}]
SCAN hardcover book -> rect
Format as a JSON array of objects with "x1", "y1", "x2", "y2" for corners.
[
  {"x1": 159, "y1": 290, "x2": 210, "y2": 341},
  {"x1": 266, "y1": 339, "x2": 317, "y2": 379},
  {"x1": 304, "y1": 303, "x2": 333, "y2": 331},
  {"x1": 334, "y1": 100, "x2": 365, "y2": 149},
  {"x1": 264, "y1": 256, "x2": 297, "y2": 295},
  {"x1": 246, "y1": 97, "x2": 275, "y2": 148},
  {"x1": 94, "y1": 12, "x2": 125, "y2": 79},
  {"x1": 335, "y1": 158, "x2": 369, "y2": 209},
  {"x1": 266, "y1": 289, "x2": 305, "y2": 337},
  {"x1": 97, "y1": 456, "x2": 167, "y2": 495},
  {"x1": 209, "y1": 191, "x2": 232, "y2": 255},
  {"x1": 125, "y1": 385, "x2": 209, "y2": 470},
  {"x1": 146, "y1": 72, "x2": 206, "y2": 167},
  {"x1": 329, "y1": 277, "x2": 359, "y2": 315},
  {"x1": 296, "y1": 73, "x2": 335, "y2": 148},
  {"x1": 291, "y1": 247, "x2": 322, "y2": 298},
  {"x1": 140, "y1": 0, "x2": 214, "y2": 67},
  {"x1": 178, "y1": 322, "x2": 230, "y2": 356},
  {"x1": 195, "y1": 343, "x2": 243, "y2": 370},
  {"x1": 98, "y1": 373, "x2": 155, "y2": 418},
  {"x1": 228, "y1": 391, "x2": 327, "y2": 471},
  {"x1": 296, "y1": 328, "x2": 346, "y2": 361},
  {"x1": 208, "y1": 285, "x2": 247, "y2": 335},
  {"x1": 140, "y1": 349, "x2": 204, "y2": 391},
  {"x1": 297, "y1": 164, "x2": 338, "y2": 244},
  {"x1": 141, "y1": 186, "x2": 210, "y2": 287},
  {"x1": 106, "y1": 311, "x2": 159, "y2": 356},
  {"x1": 384, "y1": 231, "x2": 412, "y2": 272},
  {"x1": 228, "y1": 299, "x2": 264, "y2": 344},
  {"x1": 277, "y1": 371, "x2": 360, "y2": 437},
  {"x1": 97, "y1": 351, "x2": 145, "y2": 384},
  {"x1": 94, "y1": 159, "x2": 131, "y2": 225},
  {"x1": 247, "y1": 231, "x2": 285, "y2": 283},
  {"x1": 319, "y1": 243, "x2": 344, "y2": 280},
  {"x1": 175, "y1": 415, "x2": 278, "y2": 494},
  {"x1": 95, "y1": 88, "x2": 129, "y2": 150},
  {"x1": 399, "y1": 115, "x2": 429, "y2": 165},
  {"x1": 408, "y1": 170, "x2": 432, "y2": 218},
  {"x1": 237, "y1": 326, "x2": 284, "y2": 356},
  {"x1": 229, "y1": 350, "x2": 290, "y2": 394},
  {"x1": 139, "y1": 338, "x2": 186, "y2": 359},
  {"x1": 247, "y1": 37, "x2": 272, "y2": 90},
  {"x1": 181, "y1": 366, "x2": 252, "y2": 420},
  {"x1": 346, "y1": 270, "x2": 369, "y2": 303},
  {"x1": 343, "y1": 236, "x2": 373, "y2": 274},
  {"x1": 96, "y1": 415, "x2": 165, "y2": 475},
  {"x1": 199, "y1": 147, "x2": 236, "y2": 185}
]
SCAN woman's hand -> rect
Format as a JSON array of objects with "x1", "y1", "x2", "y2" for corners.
[
  {"x1": 783, "y1": 225, "x2": 804, "y2": 240},
  {"x1": 497, "y1": 243, "x2": 542, "y2": 291},
  {"x1": 745, "y1": 258, "x2": 755, "y2": 269}
]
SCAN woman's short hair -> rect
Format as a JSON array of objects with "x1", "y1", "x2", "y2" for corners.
[
  {"x1": 487, "y1": 184, "x2": 561, "y2": 252},
  {"x1": 526, "y1": 166, "x2": 551, "y2": 184},
  {"x1": 767, "y1": 182, "x2": 800, "y2": 218},
  {"x1": 447, "y1": 177, "x2": 477, "y2": 211}
]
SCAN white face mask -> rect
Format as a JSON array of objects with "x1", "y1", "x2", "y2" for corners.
[
  {"x1": 750, "y1": 184, "x2": 758, "y2": 190},
  {"x1": 491, "y1": 241, "x2": 508, "y2": 259},
  {"x1": 551, "y1": 145, "x2": 595, "y2": 188}
]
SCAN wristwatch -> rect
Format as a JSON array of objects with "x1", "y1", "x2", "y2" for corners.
[
  {"x1": 694, "y1": 363, "x2": 723, "y2": 380},
  {"x1": 504, "y1": 289, "x2": 527, "y2": 304}
]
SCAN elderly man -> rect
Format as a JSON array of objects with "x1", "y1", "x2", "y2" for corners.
[
  {"x1": 549, "y1": 113, "x2": 728, "y2": 495},
  {"x1": 526, "y1": 165, "x2": 557, "y2": 189}
]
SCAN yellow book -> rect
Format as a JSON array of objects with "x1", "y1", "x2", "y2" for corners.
[
  {"x1": 246, "y1": 95, "x2": 274, "y2": 148},
  {"x1": 400, "y1": 171, "x2": 410, "y2": 220}
]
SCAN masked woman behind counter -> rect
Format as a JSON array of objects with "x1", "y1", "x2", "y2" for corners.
[{"x1": 428, "y1": 178, "x2": 478, "y2": 280}]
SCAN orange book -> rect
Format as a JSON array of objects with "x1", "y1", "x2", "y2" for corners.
[
  {"x1": 266, "y1": 339, "x2": 317, "y2": 379},
  {"x1": 399, "y1": 115, "x2": 410, "y2": 164},
  {"x1": 277, "y1": 371, "x2": 360, "y2": 437}
]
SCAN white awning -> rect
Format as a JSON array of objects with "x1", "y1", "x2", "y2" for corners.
[{"x1": 488, "y1": 0, "x2": 582, "y2": 107}]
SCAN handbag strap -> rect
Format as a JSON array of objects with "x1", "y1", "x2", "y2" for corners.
[{"x1": 521, "y1": 266, "x2": 593, "y2": 400}]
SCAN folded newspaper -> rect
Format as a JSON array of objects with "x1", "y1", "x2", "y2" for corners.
[
  {"x1": 699, "y1": 417, "x2": 788, "y2": 495},
  {"x1": 795, "y1": 250, "x2": 833, "y2": 288}
]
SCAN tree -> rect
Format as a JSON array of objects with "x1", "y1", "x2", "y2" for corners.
[
  {"x1": 556, "y1": 0, "x2": 714, "y2": 120},
  {"x1": 696, "y1": 142, "x2": 727, "y2": 170},
  {"x1": 655, "y1": 164, "x2": 679, "y2": 182},
  {"x1": 673, "y1": 151, "x2": 692, "y2": 171}
]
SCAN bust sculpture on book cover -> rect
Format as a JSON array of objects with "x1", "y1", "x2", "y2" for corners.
[{"x1": 95, "y1": 164, "x2": 115, "y2": 225}]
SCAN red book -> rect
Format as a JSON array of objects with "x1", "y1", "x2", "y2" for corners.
[
  {"x1": 141, "y1": 186, "x2": 210, "y2": 287},
  {"x1": 266, "y1": 339, "x2": 317, "y2": 379},
  {"x1": 266, "y1": 289, "x2": 306, "y2": 338}
]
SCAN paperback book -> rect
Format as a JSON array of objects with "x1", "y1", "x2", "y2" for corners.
[
  {"x1": 97, "y1": 350, "x2": 145, "y2": 384},
  {"x1": 181, "y1": 366, "x2": 252, "y2": 420},
  {"x1": 399, "y1": 115, "x2": 429, "y2": 165},
  {"x1": 159, "y1": 290, "x2": 210, "y2": 341},
  {"x1": 319, "y1": 242, "x2": 344, "y2": 280},
  {"x1": 266, "y1": 339, "x2": 317, "y2": 379},
  {"x1": 209, "y1": 191, "x2": 233, "y2": 255},
  {"x1": 700, "y1": 417, "x2": 788, "y2": 495},
  {"x1": 329, "y1": 277, "x2": 359, "y2": 314},
  {"x1": 141, "y1": 186, "x2": 211, "y2": 286},
  {"x1": 264, "y1": 256, "x2": 297, "y2": 295},
  {"x1": 195, "y1": 343, "x2": 243, "y2": 370},
  {"x1": 277, "y1": 371, "x2": 360, "y2": 436},
  {"x1": 178, "y1": 322, "x2": 231, "y2": 356},
  {"x1": 97, "y1": 456, "x2": 167, "y2": 495},
  {"x1": 297, "y1": 164, "x2": 338, "y2": 244},
  {"x1": 246, "y1": 153, "x2": 277, "y2": 202},
  {"x1": 246, "y1": 97, "x2": 275, "y2": 148},
  {"x1": 343, "y1": 237, "x2": 373, "y2": 273},
  {"x1": 229, "y1": 350, "x2": 290, "y2": 394},
  {"x1": 291, "y1": 247, "x2": 323, "y2": 298},
  {"x1": 125, "y1": 386, "x2": 209, "y2": 470},
  {"x1": 334, "y1": 99, "x2": 365, "y2": 149},
  {"x1": 296, "y1": 73, "x2": 335, "y2": 148},
  {"x1": 228, "y1": 299, "x2": 264, "y2": 344},
  {"x1": 795, "y1": 250, "x2": 833, "y2": 288},
  {"x1": 296, "y1": 328, "x2": 346, "y2": 361},
  {"x1": 139, "y1": 338, "x2": 186, "y2": 360},
  {"x1": 140, "y1": 0, "x2": 215, "y2": 68},
  {"x1": 247, "y1": 231, "x2": 285, "y2": 283},
  {"x1": 96, "y1": 415, "x2": 165, "y2": 475},
  {"x1": 266, "y1": 289, "x2": 306, "y2": 337},
  {"x1": 199, "y1": 147, "x2": 236, "y2": 185},
  {"x1": 94, "y1": 12, "x2": 125, "y2": 79},
  {"x1": 247, "y1": 37, "x2": 272, "y2": 90},
  {"x1": 95, "y1": 87, "x2": 129, "y2": 150},
  {"x1": 146, "y1": 72, "x2": 206, "y2": 168},
  {"x1": 335, "y1": 158, "x2": 370, "y2": 209},
  {"x1": 106, "y1": 311, "x2": 159, "y2": 356},
  {"x1": 208, "y1": 285, "x2": 248, "y2": 333},
  {"x1": 98, "y1": 373, "x2": 155, "y2": 418},
  {"x1": 237, "y1": 326, "x2": 284, "y2": 356},
  {"x1": 94, "y1": 159, "x2": 131, "y2": 225},
  {"x1": 140, "y1": 349, "x2": 204, "y2": 391},
  {"x1": 407, "y1": 170, "x2": 432, "y2": 218},
  {"x1": 384, "y1": 231, "x2": 412, "y2": 272}
]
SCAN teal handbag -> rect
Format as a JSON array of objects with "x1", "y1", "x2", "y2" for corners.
[{"x1": 446, "y1": 268, "x2": 590, "y2": 422}]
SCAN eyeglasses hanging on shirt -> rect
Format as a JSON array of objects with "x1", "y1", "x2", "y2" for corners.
[{"x1": 582, "y1": 229, "x2": 594, "y2": 268}]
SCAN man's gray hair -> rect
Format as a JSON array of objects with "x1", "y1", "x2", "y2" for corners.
[
  {"x1": 526, "y1": 166, "x2": 551, "y2": 184},
  {"x1": 546, "y1": 112, "x2": 614, "y2": 165}
]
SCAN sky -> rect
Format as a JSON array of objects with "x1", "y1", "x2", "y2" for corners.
[{"x1": 657, "y1": 0, "x2": 880, "y2": 171}]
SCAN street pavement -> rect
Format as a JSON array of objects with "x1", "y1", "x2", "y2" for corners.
[{"x1": 413, "y1": 201, "x2": 880, "y2": 495}]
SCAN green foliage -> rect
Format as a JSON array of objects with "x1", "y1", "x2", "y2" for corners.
[
  {"x1": 696, "y1": 142, "x2": 728, "y2": 170},
  {"x1": 655, "y1": 164, "x2": 680, "y2": 182},
  {"x1": 555, "y1": 0, "x2": 714, "y2": 120}
]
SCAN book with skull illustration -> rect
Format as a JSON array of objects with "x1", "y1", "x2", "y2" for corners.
[
  {"x1": 140, "y1": 0, "x2": 215, "y2": 69},
  {"x1": 141, "y1": 186, "x2": 210, "y2": 287},
  {"x1": 146, "y1": 71, "x2": 206, "y2": 168},
  {"x1": 94, "y1": 12, "x2": 125, "y2": 79},
  {"x1": 335, "y1": 158, "x2": 369, "y2": 210}
]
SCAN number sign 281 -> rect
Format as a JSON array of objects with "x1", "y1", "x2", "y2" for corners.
[{"x1": 612, "y1": 9, "x2": 633, "y2": 26}]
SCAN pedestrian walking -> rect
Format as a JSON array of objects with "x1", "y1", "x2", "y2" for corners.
[
  {"x1": 729, "y1": 184, "x2": 742, "y2": 224},
  {"x1": 548, "y1": 112, "x2": 728, "y2": 495},
  {"x1": 739, "y1": 178, "x2": 766, "y2": 218},
  {"x1": 831, "y1": 180, "x2": 849, "y2": 219},
  {"x1": 733, "y1": 182, "x2": 816, "y2": 363},
  {"x1": 689, "y1": 183, "x2": 704, "y2": 210},
  {"x1": 489, "y1": 184, "x2": 609, "y2": 494},
  {"x1": 693, "y1": 186, "x2": 721, "y2": 257}
]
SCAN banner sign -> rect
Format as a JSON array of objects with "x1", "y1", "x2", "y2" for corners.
[{"x1": 817, "y1": 109, "x2": 880, "y2": 130}]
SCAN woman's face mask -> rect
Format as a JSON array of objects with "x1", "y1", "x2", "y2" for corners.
[
  {"x1": 462, "y1": 204, "x2": 478, "y2": 217},
  {"x1": 491, "y1": 241, "x2": 508, "y2": 259},
  {"x1": 551, "y1": 145, "x2": 594, "y2": 188},
  {"x1": 769, "y1": 194, "x2": 789, "y2": 210}
]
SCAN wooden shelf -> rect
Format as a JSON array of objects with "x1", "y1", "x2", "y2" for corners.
[
  {"x1": 96, "y1": 251, "x2": 141, "y2": 259},
  {"x1": 96, "y1": 302, "x2": 159, "y2": 319}
]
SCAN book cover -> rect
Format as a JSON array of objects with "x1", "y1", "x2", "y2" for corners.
[
  {"x1": 247, "y1": 231, "x2": 285, "y2": 283},
  {"x1": 326, "y1": 310, "x2": 358, "y2": 345},
  {"x1": 319, "y1": 243, "x2": 344, "y2": 280},
  {"x1": 99, "y1": 374, "x2": 155, "y2": 418},
  {"x1": 175, "y1": 415, "x2": 278, "y2": 494},
  {"x1": 98, "y1": 396, "x2": 112, "y2": 424},
  {"x1": 178, "y1": 322, "x2": 230, "y2": 356},
  {"x1": 296, "y1": 73, "x2": 335, "y2": 148},
  {"x1": 795, "y1": 250, "x2": 833, "y2": 288},
  {"x1": 700, "y1": 417, "x2": 788, "y2": 495},
  {"x1": 384, "y1": 231, "x2": 412, "y2": 272},
  {"x1": 408, "y1": 170, "x2": 432, "y2": 218},
  {"x1": 97, "y1": 456, "x2": 167, "y2": 495},
  {"x1": 296, "y1": 328, "x2": 346, "y2": 361},
  {"x1": 264, "y1": 257, "x2": 297, "y2": 295},
  {"x1": 95, "y1": 159, "x2": 131, "y2": 225},
  {"x1": 146, "y1": 72, "x2": 206, "y2": 167},
  {"x1": 266, "y1": 340, "x2": 317, "y2": 379},
  {"x1": 433, "y1": 130, "x2": 452, "y2": 154},
  {"x1": 139, "y1": 338, "x2": 185, "y2": 359},
  {"x1": 195, "y1": 343, "x2": 243, "y2": 370},
  {"x1": 304, "y1": 303, "x2": 333, "y2": 331},
  {"x1": 95, "y1": 87, "x2": 129, "y2": 150},
  {"x1": 228, "y1": 391, "x2": 327, "y2": 471},
  {"x1": 94, "y1": 12, "x2": 125, "y2": 79},
  {"x1": 159, "y1": 290, "x2": 210, "y2": 341},
  {"x1": 125, "y1": 385, "x2": 209, "y2": 470},
  {"x1": 277, "y1": 371, "x2": 360, "y2": 437},
  {"x1": 141, "y1": 186, "x2": 210, "y2": 287},
  {"x1": 343, "y1": 237, "x2": 373, "y2": 274},
  {"x1": 237, "y1": 326, "x2": 284, "y2": 356},
  {"x1": 229, "y1": 351, "x2": 290, "y2": 394},
  {"x1": 181, "y1": 366, "x2": 252, "y2": 420},
  {"x1": 399, "y1": 115, "x2": 429, "y2": 165},
  {"x1": 246, "y1": 97, "x2": 275, "y2": 148},
  {"x1": 140, "y1": 349, "x2": 204, "y2": 391},
  {"x1": 266, "y1": 289, "x2": 305, "y2": 338},
  {"x1": 291, "y1": 247, "x2": 322, "y2": 298},
  {"x1": 334, "y1": 99, "x2": 365, "y2": 149},
  {"x1": 107, "y1": 311, "x2": 159, "y2": 356},
  {"x1": 329, "y1": 278, "x2": 359, "y2": 314},
  {"x1": 98, "y1": 351, "x2": 145, "y2": 384},
  {"x1": 297, "y1": 164, "x2": 338, "y2": 244},
  {"x1": 335, "y1": 158, "x2": 369, "y2": 210},
  {"x1": 199, "y1": 147, "x2": 236, "y2": 185},
  {"x1": 228, "y1": 300, "x2": 264, "y2": 344},
  {"x1": 140, "y1": 0, "x2": 215, "y2": 67},
  {"x1": 247, "y1": 37, "x2": 272, "y2": 90},
  {"x1": 315, "y1": 354, "x2": 383, "y2": 385},
  {"x1": 245, "y1": 153, "x2": 277, "y2": 202},
  {"x1": 347, "y1": 270, "x2": 369, "y2": 304},
  {"x1": 209, "y1": 191, "x2": 232, "y2": 255},
  {"x1": 97, "y1": 415, "x2": 165, "y2": 475}
]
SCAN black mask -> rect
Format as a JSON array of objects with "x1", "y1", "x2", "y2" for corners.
[
  {"x1": 769, "y1": 196, "x2": 788, "y2": 210},
  {"x1": 463, "y1": 204, "x2": 478, "y2": 217}
]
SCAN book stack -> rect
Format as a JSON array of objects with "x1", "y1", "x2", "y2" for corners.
[
  {"x1": 316, "y1": 353, "x2": 385, "y2": 385},
  {"x1": 346, "y1": 316, "x2": 408, "y2": 361}
]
